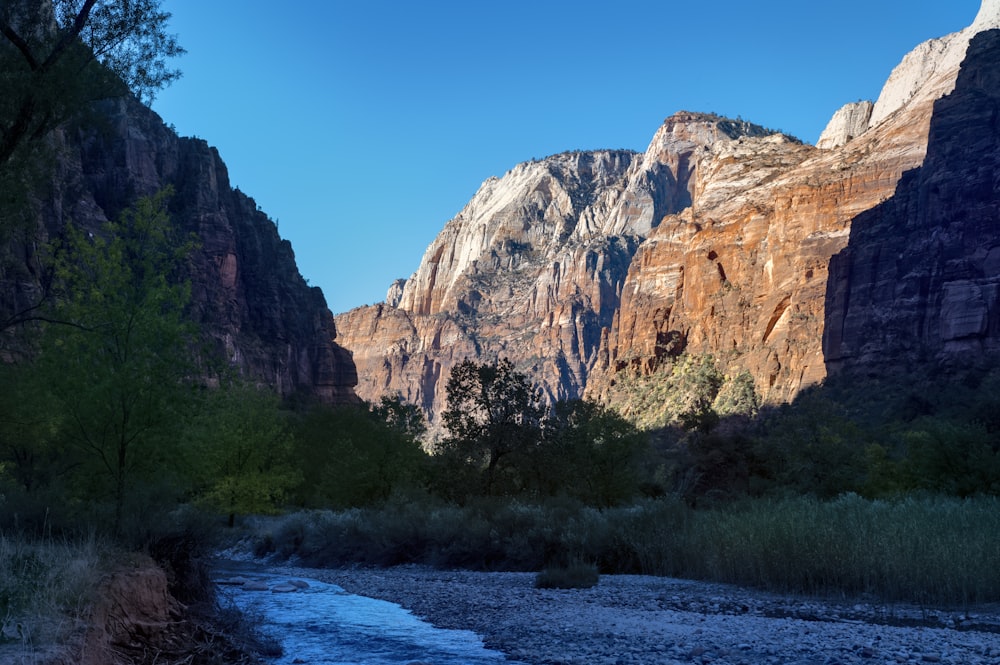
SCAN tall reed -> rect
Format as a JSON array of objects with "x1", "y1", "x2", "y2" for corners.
[{"x1": 252, "y1": 494, "x2": 1000, "y2": 605}]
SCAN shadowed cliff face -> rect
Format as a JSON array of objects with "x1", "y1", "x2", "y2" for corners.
[
  {"x1": 824, "y1": 30, "x2": 1000, "y2": 372},
  {"x1": 2, "y1": 97, "x2": 358, "y2": 403}
]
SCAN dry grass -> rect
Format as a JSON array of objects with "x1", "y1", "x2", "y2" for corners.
[{"x1": 0, "y1": 533, "x2": 113, "y2": 660}]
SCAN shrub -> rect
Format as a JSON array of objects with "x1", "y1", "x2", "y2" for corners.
[
  {"x1": 535, "y1": 561, "x2": 600, "y2": 589},
  {"x1": 247, "y1": 494, "x2": 1000, "y2": 605}
]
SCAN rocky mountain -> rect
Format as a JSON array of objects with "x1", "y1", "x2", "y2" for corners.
[
  {"x1": 589, "y1": 3, "x2": 1000, "y2": 407},
  {"x1": 824, "y1": 28, "x2": 1000, "y2": 371},
  {"x1": 1, "y1": 97, "x2": 358, "y2": 403},
  {"x1": 336, "y1": 117, "x2": 786, "y2": 423},
  {"x1": 337, "y1": 1, "x2": 999, "y2": 425}
]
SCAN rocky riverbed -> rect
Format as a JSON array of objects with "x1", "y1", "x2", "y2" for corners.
[{"x1": 268, "y1": 564, "x2": 1000, "y2": 665}]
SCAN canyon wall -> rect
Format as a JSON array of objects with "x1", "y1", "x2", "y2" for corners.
[
  {"x1": 338, "y1": 4, "x2": 999, "y2": 424},
  {"x1": 824, "y1": 29, "x2": 1000, "y2": 371},
  {"x1": 1, "y1": 97, "x2": 358, "y2": 403},
  {"x1": 337, "y1": 117, "x2": 786, "y2": 425}
]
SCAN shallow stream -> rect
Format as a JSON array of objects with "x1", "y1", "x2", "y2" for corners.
[{"x1": 215, "y1": 565, "x2": 509, "y2": 665}]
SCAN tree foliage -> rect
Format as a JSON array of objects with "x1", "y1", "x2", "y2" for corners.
[
  {"x1": 293, "y1": 397, "x2": 428, "y2": 509},
  {"x1": 0, "y1": 360, "x2": 64, "y2": 501},
  {"x1": 189, "y1": 380, "x2": 299, "y2": 526},
  {"x1": 539, "y1": 399, "x2": 649, "y2": 506},
  {"x1": 0, "y1": 0, "x2": 183, "y2": 167},
  {"x1": 37, "y1": 188, "x2": 196, "y2": 533},
  {"x1": 0, "y1": 0, "x2": 184, "y2": 250},
  {"x1": 438, "y1": 358, "x2": 544, "y2": 497}
]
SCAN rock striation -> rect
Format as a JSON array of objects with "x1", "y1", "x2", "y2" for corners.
[
  {"x1": 2, "y1": 97, "x2": 358, "y2": 403},
  {"x1": 337, "y1": 116, "x2": 789, "y2": 425},
  {"x1": 590, "y1": 4, "x2": 999, "y2": 407},
  {"x1": 337, "y1": 1, "x2": 999, "y2": 423}
]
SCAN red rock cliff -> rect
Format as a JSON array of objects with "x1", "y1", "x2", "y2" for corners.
[
  {"x1": 338, "y1": 5, "x2": 998, "y2": 423},
  {"x1": 337, "y1": 119, "x2": 784, "y2": 426}
]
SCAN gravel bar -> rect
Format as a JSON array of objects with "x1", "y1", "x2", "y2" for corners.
[{"x1": 269, "y1": 564, "x2": 1000, "y2": 665}]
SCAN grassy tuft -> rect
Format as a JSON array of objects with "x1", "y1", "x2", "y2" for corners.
[
  {"x1": 0, "y1": 533, "x2": 112, "y2": 653},
  {"x1": 535, "y1": 561, "x2": 600, "y2": 589}
]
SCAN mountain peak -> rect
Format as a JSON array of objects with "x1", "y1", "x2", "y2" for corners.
[
  {"x1": 973, "y1": 0, "x2": 1000, "y2": 32},
  {"x1": 336, "y1": 9, "x2": 995, "y2": 427},
  {"x1": 819, "y1": 0, "x2": 1000, "y2": 150},
  {"x1": 657, "y1": 111, "x2": 790, "y2": 145}
]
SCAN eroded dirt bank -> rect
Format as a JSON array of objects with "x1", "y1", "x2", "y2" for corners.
[{"x1": 23, "y1": 559, "x2": 262, "y2": 665}]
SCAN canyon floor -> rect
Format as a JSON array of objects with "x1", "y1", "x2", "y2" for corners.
[{"x1": 272, "y1": 564, "x2": 1000, "y2": 665}]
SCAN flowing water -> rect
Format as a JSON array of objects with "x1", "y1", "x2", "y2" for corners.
[{"x1": 215, "y1": 567, "x2": 510, "y2": 665}]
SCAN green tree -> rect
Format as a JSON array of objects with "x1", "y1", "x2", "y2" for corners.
[
  {"x1": 438, "y1": 358, "x2": 544, "y2": 497},
  {"x1": 371, "y1": 394, "x2": 427, "y2": 441},
  {"x1": 751, "y1": 393, "x2": 868, "y2": 498},
  {"x1": 540, "y1": 400, "x2": 649, "y2": 506},
  {"x1": 670, "y1": 354, "x2": 724, "y2": 432},
  {"x1": 0, "y1": 362, "x2": 59, "y2": 492},
  {"x1": 713, "y1": 370, "x2": 760, "y2": 418},
  {"x1": 0, "y1": 0, "x2": 184, "y2": 265},
  {"x1": 293, "y1": 398, "x2": 428, "y2": 508},
  {"x1": 38, "y1": 188, "x2": 196, "y2": 534},
  {"x1": 190, "y1": 381, "x2": 299, "y2": 527},
  {"x1": 901, "y1": 419, "x2": 1000, "y2": 496}
]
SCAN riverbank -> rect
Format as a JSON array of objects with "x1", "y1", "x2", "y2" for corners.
[{"x1": 271, "y1": 564, "x2": 1000, "y2": 665}]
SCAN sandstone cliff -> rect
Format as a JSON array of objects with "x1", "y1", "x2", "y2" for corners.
[
  {"x1": 824, "y1": 29, "x2": 1000, "y2": 371},
  {"x1": 588, "y1": 5, "x2": 1000, "y2": 408},
  {"x1": 337, "y1": 117, "x2": 788, "y2": 425},
  {"x1": 338, "y1": 2, "x2": 999, "y2": 425},
  {"x1": 1, "y1": 97, "x2": 358, "y2": 403}
]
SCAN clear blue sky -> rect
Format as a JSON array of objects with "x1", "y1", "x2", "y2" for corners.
[{"x1": 153, "y1": 1, "x2": 979, "y2": 314}]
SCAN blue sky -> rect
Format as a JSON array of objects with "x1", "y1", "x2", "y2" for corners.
[{"x1": 153, "y1": 1, "x2": 979, "y2": 314}]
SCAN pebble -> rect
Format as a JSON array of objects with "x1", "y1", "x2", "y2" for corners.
[{"x1": 263, "y1": 564, "x2": 1000, "y2": 665}]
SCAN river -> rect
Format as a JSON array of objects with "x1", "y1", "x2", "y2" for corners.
[{"x1": 215, "y1": 566, "x2": 510, "y2": 665}]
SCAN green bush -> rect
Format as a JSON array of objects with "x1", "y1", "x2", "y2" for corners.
[
  {"x1": 642, "y1": 494, "x2": 1000, "y2": 604},
  {"x1": 292, "y1": 401, "x2": 428, "y2": 509}
]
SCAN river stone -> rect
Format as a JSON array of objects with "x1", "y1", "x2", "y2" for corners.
[{"x1": 218, "y1": 576, "x2": 250, "y2": 586}]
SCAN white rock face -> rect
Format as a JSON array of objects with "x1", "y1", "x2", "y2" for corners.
[
  {"x1": 868, "y1": 32, "x2": 963, "y2": 129},
  {"x1": 396, "y1": 113, "x2": 784, "y2": 320},
  {"x1": 342, "y1": 113, "x2": 803, "y2": 420},
  {"x1": 821, "y1": 0, "x2": 1000, "y2": 144},
  {"x1": 386, "y1": 278, "x2": 406, "y2": 307},
  {"x1": 973, "y1": 0, "x2": 1000, "y2": 31},
  {"x1": 816, "y1": 101, "x2": 873, "y2": 149}
]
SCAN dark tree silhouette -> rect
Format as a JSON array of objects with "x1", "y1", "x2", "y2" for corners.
[{"x1": 439, "y1": 358, "x2": 544, "y2": 496}]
